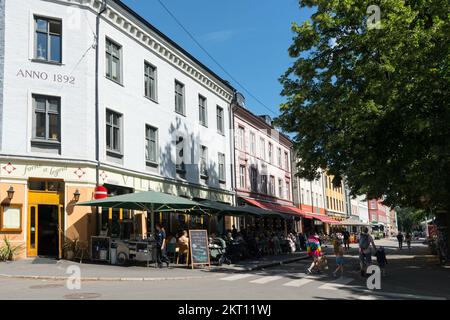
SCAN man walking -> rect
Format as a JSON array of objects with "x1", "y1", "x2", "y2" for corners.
[
  {"x1": 155, "y1": 224, "x2": 170, "y2": 268},
  {"x1": 359, "y1": 227, "x2": 377, "y2": 277},
  {"x1": 397, "y1": 232, "x2": 404, "y2": 250}
]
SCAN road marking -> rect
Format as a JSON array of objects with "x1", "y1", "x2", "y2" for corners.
[
  {"x1": 318, "y1": 277, "x2": 354, "y2": 290},
  {"x1": 250, "y1": 276, "x2": 283, "y2": 284},
  {"x1": 358, "y1": 295, "x2": 378, "y2": 300},
  {"x1": 220, "y1": 274, "x2": 254, "y2": 281},
  {"x1": 351, "y1": 287, "x2": 447, "y2": 300},
  {"x1": 283, "y1": 277, "x2": 315, "y2": 288}
]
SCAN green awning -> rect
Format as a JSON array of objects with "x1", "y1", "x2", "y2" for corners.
[
  {"x1": 238, "y1": 205, "x2": 286, "y2": 219},
  {"x1": 195, "y1": 200, "x2": 263, "y2": 217},
  {"x1": 76, "y1": 190, "x2": 202, "y2": 212}
]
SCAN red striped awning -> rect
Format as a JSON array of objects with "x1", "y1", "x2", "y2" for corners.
[
  {"x1": 312, "y1": 215, "x2": 341, "y2": 224},
  {"x1": 242, "y1": 198, "x2": 309, "y2": 218}
]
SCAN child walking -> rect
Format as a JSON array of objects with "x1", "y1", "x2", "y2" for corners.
[
  {"x1": 375, "y1": 246, "x2": 388, "y2": 276},
  {"x1": 332, "y1": 238, "x2": 344, "y2": 278}
]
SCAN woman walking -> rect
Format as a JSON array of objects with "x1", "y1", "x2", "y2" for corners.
[
  {"x1": 306, "y1": 234, "x2": 322, "y2": 274},
  {"x1": 332, "y1": 237, "x2": 345, "y2": 278}
]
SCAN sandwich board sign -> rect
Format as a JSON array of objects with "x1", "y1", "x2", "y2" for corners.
[{"x1": 189, "y1": 230, "x2": 210, "y2": 269}]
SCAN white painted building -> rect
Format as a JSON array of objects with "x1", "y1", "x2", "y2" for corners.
[
  {"x1": 0, "y1": 0, "x2": 235, "y2": 258},
  {"x1": 357, "y1": 195, "x2": 370, "y2": 224}
]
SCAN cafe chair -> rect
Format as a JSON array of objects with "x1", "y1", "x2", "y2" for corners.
[
  {"x1": 166, "y1": 242, "x2": 177, "y2": 263},
  {"x1": 176, "y1": 244, "x2": 189, "y2": 266}
]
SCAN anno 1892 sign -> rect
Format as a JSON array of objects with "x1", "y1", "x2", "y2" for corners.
[{"x1": 16, "y1": 69, "x2": 76, "y2": 85}]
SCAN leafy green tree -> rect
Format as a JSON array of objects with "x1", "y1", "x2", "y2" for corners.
[
  {"x1": 276, "y1": 0, "x2": 450, "y2": 228},
  {"x1": 396, "y1": 207, "x2": 428, "y2": 232}
]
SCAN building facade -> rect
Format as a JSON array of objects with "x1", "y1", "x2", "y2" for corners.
[
  {"x1": 323, "y1": 173, "x2": 347, "y2": 221},
  {"x1": 232, "y1": 102, "x2": 296, "y2": 232},
  {"x1": 0, "y1": 0, "x2": 235, "y2": 258},
  {"x1": 357, "y1": 195, "x2": 370, "y2": 224}
]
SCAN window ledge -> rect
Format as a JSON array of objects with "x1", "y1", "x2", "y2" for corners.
[
  {"x1": 219, "y1": 179, "x2": 226, "y2": 184},
  {"x1": 175, "y1": 110, "x2": 186, "y2": 117},
  {"x1": 31, "y1": 139, "x2": 61, "y2": 146},
  {"x1": 31, "y1": 58, "x2": 64, "y2": 66},
  {"x1": 144, "y1": 96, "x2": 158, "y2": 104},
  {"x1": 105, "y1": 76, "x2": 124, "y2": 87},
  {"x1": 146, "y1": 161, "x2": 159, "y2": 168},
  {"x1": 106, "y1": 150, "x2": 123, "y2": 159},
  {"x1": 199, "y1": 123, "x2": 208, "y2": 128}
]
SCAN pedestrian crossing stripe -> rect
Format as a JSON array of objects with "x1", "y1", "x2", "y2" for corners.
[
  {"x1": 318, "y1": 277, "x2": 354, "y2": 290},
  {"x1": 219, "y1": 274, "x2": 254, "y2": 281},
  {"x1": 250, "y1": 276, "x2": 283, "y2": 284},
  {"x1": 283, "y1": 277, "x2": 316, "y2": 288}
]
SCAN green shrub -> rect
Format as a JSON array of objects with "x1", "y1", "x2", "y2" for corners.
[{"x1": 0, "y1": 237, "x2": 23, "y2": 261}]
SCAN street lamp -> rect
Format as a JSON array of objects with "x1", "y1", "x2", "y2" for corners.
[
  {"x1": 73, "y1": 189, "x2": 81, "y2": 202},
  {"x1": 7, "y1": 186, "x2": 14, "y2": 200}
]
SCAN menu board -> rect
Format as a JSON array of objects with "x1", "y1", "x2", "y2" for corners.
[{"x1": 189, "y1": 230, "x2": 210, "y2": 269}]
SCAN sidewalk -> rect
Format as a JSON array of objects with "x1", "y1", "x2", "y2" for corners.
[
  {"x1": 0, "y1": 252, "x2": 308, "y2": 281},
  {"x1": 334, "y1": 238, "x2": 450, "y2": 299}
]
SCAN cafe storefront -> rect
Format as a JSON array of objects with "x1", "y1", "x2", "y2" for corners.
[{"x1": 0, "y1": 159, "x2": 233, "y2": 260}]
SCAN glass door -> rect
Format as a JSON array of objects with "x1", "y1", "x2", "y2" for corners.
[{"x1": 27, "y1": 205, "x2": 38, "y2": 257}]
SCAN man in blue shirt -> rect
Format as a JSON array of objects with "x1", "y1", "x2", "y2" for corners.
[{"x1": 155, "y1": 224, "x2": 170, "y2": 268}]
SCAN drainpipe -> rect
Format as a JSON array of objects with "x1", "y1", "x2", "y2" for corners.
[
  {"x1": 95, "y1": 0, "x2": 107, "y2": 235},
  {"x1": 229, "y1": 93, "x2": 237, "y2": 230}
]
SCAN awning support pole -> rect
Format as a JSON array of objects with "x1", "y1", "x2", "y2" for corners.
[{"x1": 150, "y1": 203, "x2": 155, "y2": 239}]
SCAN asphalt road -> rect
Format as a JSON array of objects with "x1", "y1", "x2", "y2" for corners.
[{"x1": 0, "y1": 239, "x2": 448, "y2": 300}]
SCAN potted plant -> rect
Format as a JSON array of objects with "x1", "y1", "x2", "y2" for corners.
[
  {"x1": 0, "y1": 237, "x2": 23, "y2": 262},
  {"x1": 63, "y1": 238, "x2": 78, "y2": 261}
]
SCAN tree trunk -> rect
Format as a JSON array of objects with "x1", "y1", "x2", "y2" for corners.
[{"x1": 435, "y1": 210, "x2": 450, "y2": 249}]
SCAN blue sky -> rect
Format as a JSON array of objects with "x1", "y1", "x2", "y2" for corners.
[{"x1": 122, "y1": 0, "x2": 314, "y2": 118}]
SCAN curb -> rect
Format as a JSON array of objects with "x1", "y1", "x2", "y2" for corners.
[
  {"x1": 246, "y1": 255, "x2": 310, "y2": 271},
  {"x1": 0, "y1": 256, "x2": 310, "y2": 281},
  {"x1": 0, "y1": 273, "x2": 213, "y2": 282}
]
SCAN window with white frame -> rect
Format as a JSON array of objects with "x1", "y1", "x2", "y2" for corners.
[
  {"x1": 250, "y1": 166, "x2": 258, "y2": 192},
  {"x1": 269, "y1": 176, "x2": 275, "y2": 196},
  {"x1": 216, "y1": 106, "x2": 224, "y2": 134},
  {"x1": 284, "y1": 152, "x2": 289, "y2": 170},
  {"x1": 175, "y1": 80, "x2": 185, "y2": 115},
  {"x1": 286, "y1": 181, "x2": 290, "y2": 200},
  {"x1": 268, "y1": 143, "x2": 273, "y2": 163},
  {"x1": 32, "y1": 95, "x2": 61, "y2": 142},
  {"x1": 200, "y1": 145, "x2": 208, "y2": 178},
  {"x1": 278, "y1": 148, "x2": 282, "y2": 167},
  {"x1": 260, "y1": 138, "x2": 265, "y2": 159},
  {"x1": 199, "y1": 95, "x2": 207, "y2": 126},
  {"x1": 145, "y1": 125, "x2": 158, "y2": 164},
  {"x1": 250, "y1": 132, "x2": 256, "y2": 155},
  {"x1": 34, "y1": 16, "x2": 62, "y2": 63},
  {"x1": 106, "y1": 109, "x2": 122, "y2": 154},
  {"x1": 239, "y1": 165, "x2": 246, "y2": 189},
  {"x1": 237, "y1": 126, "x2": 245, "y2": 151},
  {"x1": 261, "y1": 175, "x2": 268, "y2": 194},
  {"x1": 278, "y1": 178, "x2": 283, "y2": 198},
  {"x1": 106, "y1": 38, "x2": 122, "y2": 83},
  {"x1": 218, "y1": 153, "x2": 226, "y2": 182},
  {"x1": 144, "y1": 62, "x2": 157, "y2": 101}
]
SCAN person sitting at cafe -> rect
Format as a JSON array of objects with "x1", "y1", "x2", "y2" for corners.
[{"x1": 177, "y1": 230, "x2": 189, "y2": 247}]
